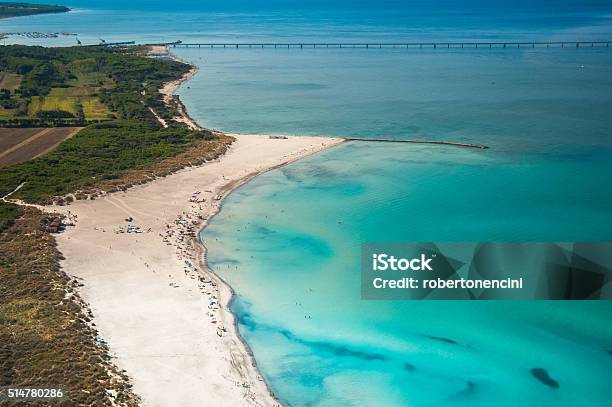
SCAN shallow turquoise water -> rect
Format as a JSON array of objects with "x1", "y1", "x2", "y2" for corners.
[
  {"x1": 189, "y1": 24, "x2": 612, "y2": 406},
  {"x1": 204, "y1": 144, "x2": 612, "y2": 406},
  {"x1": 4, "y1": 2, "x2": 612, "y2": 405}
]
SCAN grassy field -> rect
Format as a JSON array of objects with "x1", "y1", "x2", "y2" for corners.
[
  {"x1": 81, "y1": 97, "x2": 111, "y2": 119},
  {"x1": 49, "y1": 87, "x2": 93, "y2": 97},
  {"x1": 29, "y1": 94, "x2": 78, "y2": 115},
  {"x1": 0, "y1": 72, "x2": 23, "y2": 118},
  {"x1": 0, "y1": 45, "x2": 190, "y2": 126},
  {"x1": 1, "y1": 49, "x2": 117, "y2": 125},
  {"x1": 27, "y1": 87, "x2": 114, "y2": 120},
  {"x1": 0, "y1": 106, "x2": 16, "y2": 119},
  {"x1": 0, "y1": 72, "x2": 22, "y2": 90}
]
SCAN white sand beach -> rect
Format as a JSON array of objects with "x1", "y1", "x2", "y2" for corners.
[{"x1": 49, "y1": 134, "x2": 343, "y2": 406}]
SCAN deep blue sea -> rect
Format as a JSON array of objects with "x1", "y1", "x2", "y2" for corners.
[{"x1": 4, "y1": 2, "x2": 612, "y2": 405}]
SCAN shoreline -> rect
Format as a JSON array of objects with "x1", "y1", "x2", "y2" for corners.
[
  {"x1": 17, "y1": 45, "x2": 347, "y2": 406},
  {"x1": 41, "y1": 45, "x2": 475, "y2": 406},
  {"x1": 160, "y1": 67, "x2": 202, "y2": 130},
  {"x1": 156, "y1": 47, "x2": 346, "y2": 405},
  {"x1": 153, "y1": 45, "x2": 203, "y2": 131},
  {"x1": 0, "y1": 45, "x2": 343, "y2": 405},
  {"x1": 191, "y1": 135, "x2": 346, "y2": 405},
  {"x1": 50, "y1": 133, "x2": 344, "y2": 406},
  {"x1": 156, "y1": 47, "x2": 284, "y2": 402}
]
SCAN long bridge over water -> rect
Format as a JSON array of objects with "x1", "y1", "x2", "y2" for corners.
[{"x1": 169, "y1": 41, "x2": 611, "y2": 49}]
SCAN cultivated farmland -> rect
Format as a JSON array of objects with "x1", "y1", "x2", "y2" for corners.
[
  {"x1": 27, "y1": 87, "x2": 114, "y2": 120},
  {"x1": 0, "y1": 127, "x2": 82, "y2": 166}
]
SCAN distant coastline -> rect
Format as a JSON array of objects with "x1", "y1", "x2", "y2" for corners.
[
  {"x1": 0, "y1": 3, "x2": 70, "y2": 42},
  {"x1": 0, "y1": 2, "x2": 69, "y2": 20}
]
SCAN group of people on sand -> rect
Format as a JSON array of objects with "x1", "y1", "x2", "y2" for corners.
[{"x1": 160, "y1": 190, "x2": 227, "y2": 337}]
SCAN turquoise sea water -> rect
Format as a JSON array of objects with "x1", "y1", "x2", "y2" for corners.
[
  {"x1": 4, "y1": 2, "x2": 612, "y2": 405},
  {"x1": 193, "y1": 47, "x2": 612, "y2": 405},
  {"x1": 204, "y1": 145, "x2": 612, "y2": 406}
]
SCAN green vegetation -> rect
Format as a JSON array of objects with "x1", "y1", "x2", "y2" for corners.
[
  {"x1": 0, "y1": 121, "x2": 217, "y2": 203},
  {"x1": 81, "y1": 96, "x2": 110, "y2": 119},
  {"x1": 0, "y1": 201, "x2": 20, "y2": 232},
  {"x1": 0, "y1": 44, "x2": 234, "y2": 403},
  {"x1": 0, "y1": 45, "x2": 188, "y2": 126},
  {"x1": 0, "y1": 72, "x2": 23, "y2": 118},
  {"x1": 0, "y1": 207, "x2": 139, "y2": 405},
  {"x1": 27, "y1": 88, "x2": 113, "y2": 120},
  {"x1": 0, "y1": 2, "x2": 69, "y2": 19},
  {"x1": 0, "y1": 43, "x2": 229, "y2": 204},
  {"x1": 0, "y1": 45, "x2": 233, "y2": 205},
  {"x1": 0, "y1": 43, "x2": 238, "y2": 404},
  {"x1": 0, "y1": 45, "x2": 230, "y2": 203}
]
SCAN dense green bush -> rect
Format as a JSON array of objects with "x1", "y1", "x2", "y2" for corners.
[
  {"x1": 0, "y1": 202, "x2": 21, "y2": 233},
  {"x1": 36, "y1": 109, "x2": 75, "y2": 118},
  {"x1": 0, "y1": 45, "x2": 191, "y2": 125},
  {"x1": 0, "y1": 45, "x2": 210, "y2": 215},
  {"x1": 0, "y1": 121, "x2": 214, "y2": 203}
]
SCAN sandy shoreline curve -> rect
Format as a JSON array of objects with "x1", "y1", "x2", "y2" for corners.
[
  {"x1": 48, "y1": 132, "x2": 343, "y2": 407},
  {"x1": 32, "y1": 45, "x2": 346, "y2": 406}
]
